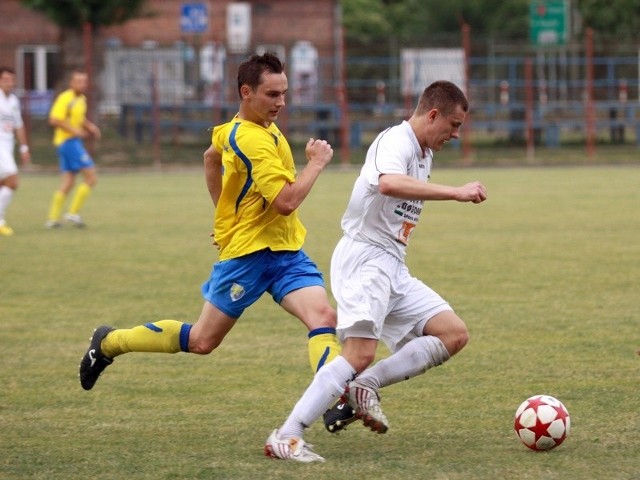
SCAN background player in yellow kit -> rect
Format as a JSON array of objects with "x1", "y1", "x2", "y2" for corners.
[
  {"x1": 79, "y1": 53, "x2": 341, "y2": 392},
  {"x1": 45, "y1": 69, "x2": 101, "y2": 228}
]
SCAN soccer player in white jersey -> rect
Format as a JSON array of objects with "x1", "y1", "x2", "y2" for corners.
[
  {"x1": 265, "y1": 81, "x2": 487, "y2": 462},
  {"x1": 0, "y1": 67, "x2": 31, "y2": 236}
]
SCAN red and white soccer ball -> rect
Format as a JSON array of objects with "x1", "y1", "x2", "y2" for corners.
[{"x1": 514, "y1": 395, "x2": 570, "y2": 451}]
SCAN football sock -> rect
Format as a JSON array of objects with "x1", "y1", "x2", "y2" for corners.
[
  {"x1": 307, "y1": 327, "x2": 341, "y2": 372},
  {"x1": 356, "y1": 335, "x2": 450, "y2": 391},
  {"x1": 279, "y1": 355, "x2": 356, "y2": 439},
  {"x1": 68, "y1": 183, "x2": 92, "y2": 214},
  {"x1": 0, "y1": 186, "x2": 14, "y2": 223},
  {"x1": 47, "y1": 190, "x2": 66, "y2": 221},
  {"x1": 100, "y1": 320, "x2": 192, "y2": 358}
]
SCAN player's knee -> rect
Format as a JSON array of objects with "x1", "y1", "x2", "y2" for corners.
[
  {"x1": 446, "y1": 326, "x2": 469, "y2": 356},
  {"x1": 3, "y1": 176, "x2": 18, "y2": 190},
  {"x1": 317, "y1": 303, "x2": 337, "y2": 328}
]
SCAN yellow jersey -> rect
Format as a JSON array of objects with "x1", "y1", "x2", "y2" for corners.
[
  {"x1": 212, "y1": 118, "x2": 306, "y2": 260},
  {"x1": 49, "y1": 89, "x2": 87, "y2": 146}
]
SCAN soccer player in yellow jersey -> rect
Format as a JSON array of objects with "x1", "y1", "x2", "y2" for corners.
[
  {"x1": 79, "y1": 53, "x2": 341, "y2": 395},
  {"x1": 45, "y1": 70, "x2": 101, "y2": 228}
]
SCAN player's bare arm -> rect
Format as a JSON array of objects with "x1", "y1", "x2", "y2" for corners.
[
  {"x1": 15, "y1": 126, "x2": 31, "y2": 166},
  {"x1": 378, "y1": 173, "x2": 487, "y2": 203},
  {"x1": 272, "y1": 138, "x2": 333, "y2": 216},
  {"x1": 84, "y1": 120, "x2": 101, "y2": 140},
  {"x1": 203, "y1": 145, "x2": 222, "y2": 206}
]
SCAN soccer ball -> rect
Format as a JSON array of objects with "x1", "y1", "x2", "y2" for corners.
[{"x1": 514, "y1": 395, "x2": 570, "y2": 451}]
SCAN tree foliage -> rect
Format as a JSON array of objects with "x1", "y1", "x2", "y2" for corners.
[
  {"x1": 342, "y1": 0, "x2": 393, "y2": 43},
  {"x1": 343, "y1": 0, "x2": 531, "y2": 44},
  {"x1": 20, "y1": 0, "x2": 150, "y2": 28},
  {"x1": 578, "y1": 0, "x2": 640, "y2": 41},
  {"x1": 342, "y1": 0, "x2": 640, "y2": 46}
]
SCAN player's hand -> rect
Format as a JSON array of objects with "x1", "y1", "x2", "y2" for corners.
[
  {"x1": 209, "y1": 232, "x2": 220, "y2": 249},
  {"x1": 20, "y1": 151, "x2": 32, "y2": 168},
  {"x1": 88, "y1": 125, "x2": 102, "y2": 140},
  {"x1": 305, "y1": 138, "x2": 333, "y2": 168},
  {"x1": 456, "y1": 181, "x2": 487, "y2": 204}
]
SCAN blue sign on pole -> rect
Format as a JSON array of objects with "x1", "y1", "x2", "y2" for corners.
[{"x1": 181, "y1": 3, "x2": 208, "y2": 34}]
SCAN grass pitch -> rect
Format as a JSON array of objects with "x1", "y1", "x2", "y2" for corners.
[{"x1": 1, "y1": 166, "x2": 639, "y2": 479}]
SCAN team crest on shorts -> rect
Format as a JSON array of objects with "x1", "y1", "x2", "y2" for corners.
[{"x1": 229, "y1": 283, "x2": 245, "y2": 302}]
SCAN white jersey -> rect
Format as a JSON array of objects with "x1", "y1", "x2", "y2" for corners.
[
  {"x1": 340, "y1": 120, "x2": 432, "y2": 261},
  {"x1": 0, "y1": 90, "x2": 23, "y2": 151}
]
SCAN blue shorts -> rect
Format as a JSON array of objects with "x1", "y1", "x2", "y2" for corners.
[
  {"x1": 57, "y1": 138, "x2": 95, "y2": 173},
  {"x1": 201, "y1": 249, "x2": 325, "y2": 319}
]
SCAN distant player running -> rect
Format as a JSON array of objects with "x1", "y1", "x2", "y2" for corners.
[
  {"x1": 79, "y1": 53, "x2": 341, "y2": 392},
  {"x1": 45, "y1": 69, "x2": 101, "y2": 228}
]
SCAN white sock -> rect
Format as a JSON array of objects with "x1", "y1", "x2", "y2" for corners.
[
  {"x1": 356, "y1": 335, "x2": 450, "y2": 391},
  {"x1": 278, "y1": 355, "x2": 356, "y2": 439},
  {"x1": 0, "y1": 186, "x2": 14, "y2": 224}
]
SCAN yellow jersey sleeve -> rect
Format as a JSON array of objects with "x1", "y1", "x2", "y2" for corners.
[{"x1": 211, "y1": 119, "x2": 306, "y2": 260}]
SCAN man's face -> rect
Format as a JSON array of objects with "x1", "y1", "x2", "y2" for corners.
[
  {"x1": 70, "y1": 73, "x2": 89, "y2": 94},
  {"x1": 242, "y1": 71, "x2": 287, "y2": 126},
  {"x1": 0, "y1": 71, "x2": 16, "y2": 95},
  {"x1": 427, "y1": 104, "x2": 467, "y2": 151}
]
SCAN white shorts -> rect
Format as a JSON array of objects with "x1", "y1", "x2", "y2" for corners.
[
  {"x1": 0, "y1": 148, "x2": 18, "y2": 180},
  {"x1": 330, "y1": 235, "x2": 453, "y2": 353}
]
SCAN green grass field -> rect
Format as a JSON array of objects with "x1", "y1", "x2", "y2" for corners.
[{"x1": 1, "y1": 166, "x2": 639, "y2": 479}]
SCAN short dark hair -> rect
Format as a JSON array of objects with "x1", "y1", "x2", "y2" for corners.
[
  {"x1": 416, "y1": 81, "x2": 468, "y2": 116},
  {"x1": 0, "y1": 66, "x2": 16, "y2": 76},
  {"x1": 70, "y1": 69, "x2": 87, "y2": 78},
  {"x1": 237, "y1": 52, "x2": 285, "y2": 98}
]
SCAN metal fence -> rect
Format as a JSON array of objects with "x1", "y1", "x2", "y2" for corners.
[
  {"x1": 107, "y1": 44, "x2": 640, "y2": 151},
  {"x1": 2, "y1": 37, "x2": 639, "y2": 165}
]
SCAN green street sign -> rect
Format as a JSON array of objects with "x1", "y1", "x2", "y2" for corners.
[{"x1": 530, "y1": 0, "x2": 569, "y2": 46}]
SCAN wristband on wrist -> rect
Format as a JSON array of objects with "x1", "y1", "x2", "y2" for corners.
[{"x1": 19, "y1": 145, "x2": 29, "y2": 154}]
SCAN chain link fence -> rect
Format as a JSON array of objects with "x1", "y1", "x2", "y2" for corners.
[{"x1": 1, "y1": 32, "x2": 638, "y2": 167}]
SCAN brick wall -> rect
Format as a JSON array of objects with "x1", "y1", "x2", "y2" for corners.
[
  {"x1": 0, "y1": 1, "x2": 58, "y2": 44},
  {"x1": 0, "y1": 0, "x2": 340, "y2": 90},
  {"x1": 0, "y1": 0, "x2": 342, "y2": 116},
  {"x1": 0, "y1": 0, "x2": 338, "y2": 54}
]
